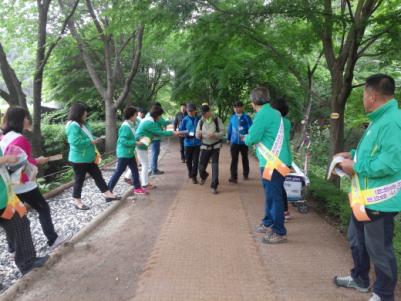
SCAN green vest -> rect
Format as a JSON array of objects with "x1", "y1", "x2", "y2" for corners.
[
  {"x1": 66, "y1": 122, "x2": 96, "y2": 163},
  {"x1": 135, "y1": 117, "x2": 173, "y2": 150},
  {"x1": 245, "y1": 103, "x2": 292, "y2": 167},
  {"x1": 0, "y1": 149, "x2": 9, "y2": 210},
  {"x1": 116, "y1": 121, "x2": 136, "y2": 158},
  {"x1": 353, "y1": 99, "x2": 401, "y2": 212}
]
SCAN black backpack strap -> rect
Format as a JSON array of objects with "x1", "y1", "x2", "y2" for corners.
[
  {"x1": 214, "y1": 117, "x2": 220, "y2": 132},
  {"x1": 199, "y1": 119, "x2": 204, "y2": 131}
]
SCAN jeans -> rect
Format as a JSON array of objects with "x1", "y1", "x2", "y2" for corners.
[
  {"x1": 0, "y1": 213, "x2": 36, "y2": 273},
  {"x1": 260, "y1": 168, "x2": 286, "y2": 236},
  {"x1": 348, "y1": 211, "x2": 398, "y2": 301},
  {"x1": 230, "y1": 144, "x2": 249, "y2": 179},
  {"x1": 17, "y1": 188, "x2": 58, "y2": 246},
  {"x1": 108, "y1": 157, "x2": 141, "y2": 191},
  {"x1": 71, "y1": 163, "x2": 109, "y2": 198},
  {"x1": 150, "y1": 140, "x2": 161, "y2": 173},
  {"x1": 199, "y1": 148, "x2": 220, "y2": 189},
  {"x1": 179, "y1": 137, "x2": 185, "y2": 161},
  {"x1": 185, "y1": 146, "x2": 200, "y2": 178},
  {"x1": 137, "y1": 149, "x2": 149, "y2": 186}
]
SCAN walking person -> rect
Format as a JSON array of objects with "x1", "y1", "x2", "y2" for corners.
[
  {"x1": 149, "y1": 102, "x2": 171, "y2": 176},
  {"x1": 196, "y1": 104, "x2": 225, "y2": 194},
  {"x1": 174, "y1": 103, "x2": 187, "y2": 163},
  {"x1": 108, "y1": 106, "x2": 147, "y2": 196},
  {"x1": 0, "y1": 150, "x2": 49, "y2": 275},
  {"x1": 333, "y1": 74, "x2": 401, "y2": 301},
  {"x1": 271, "y1": 98, "x2": 292, "y2": 220},
  {"x1": 245, "y1": 87, "x2": 292, "y2": 244},
  {"x1": 135, "y1": 105, "x2": 180, "y2": 189},
  {"x1": 1, "y1": 107, "x2": 70, "y2": 251},
  {"x1": 227, "y1": 101, "x2": 253, "y2": 183},
  {"x1": 66, "y1": 103, "x2": 120, "y2": 210},
  {"x1": 179, "y1": 103, "x2": 201, "y2": 184}
]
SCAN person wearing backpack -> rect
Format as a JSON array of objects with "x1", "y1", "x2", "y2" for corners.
[
  {"x1": 196, "y1": 104, "x2": 225, "y2": 194},
  {"x1": 227, "y1": 101, "x2": 253, "y2": 184},
  {"x1": 179, "y1": 103, "x2": 201, "y2": 184}
]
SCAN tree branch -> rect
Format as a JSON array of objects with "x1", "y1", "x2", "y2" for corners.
[
  {"x1": 35, "y1": 0, "x2": 80, "y2": 77},
  {"x1": 345, "y1": 0, "x2": 355, "y2": 22},
  {"x1": 59, "y1": 0, "x2": 106, "y2": 98},
  {"x1": 357, "y1": 28, "x2": 390, "y2": 58},
  {"x1": 85, "y1": 0, "x2": 104, "y2": 35},
  {"x1": 114, "y1": 24, "x2": 145, "y2": 108},
  {"x1": 0, "y1": 88, "x2": 10, "y2": 103}
]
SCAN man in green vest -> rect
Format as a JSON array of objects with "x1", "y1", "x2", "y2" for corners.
[
  {"x1": 245, "y1": 86, "x2": 292, "y2": 244},
  {"x1": 334, "y1": 74, "x2": 401, "y2": 301}
]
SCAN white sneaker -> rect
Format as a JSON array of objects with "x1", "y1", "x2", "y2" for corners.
[
  {"x1": 368, "y1": 293, "x2": 381, "y2": 301},
  {"x1": 49, "y1": 233, "x2": 72, "y2": 251}
]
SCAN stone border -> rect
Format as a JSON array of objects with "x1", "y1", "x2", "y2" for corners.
[{"x1": 0, "y1": 139, "x2": 171, "y2": 300}]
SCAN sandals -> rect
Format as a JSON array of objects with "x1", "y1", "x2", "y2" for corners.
[
  {"x1": 74, "y1": 204, "x2": 90, "y2": 210},
  {"x1": 105, "y1": 196, "x2": 121, "y2": 202}
]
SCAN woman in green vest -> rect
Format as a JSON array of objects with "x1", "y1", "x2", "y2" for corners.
[
  {"x1": 108, "y1": 106, "x2": 147, "y2": 195},
  {"x1": 66, "y1": 103, "x2": 120, "y2": 210},
  {"x1": 135, "y1": 105, "x2": 179, "y2": 189}
]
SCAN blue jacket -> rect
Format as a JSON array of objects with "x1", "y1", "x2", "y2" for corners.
[
  {"x1": 179, "y1": 115, "x2": 202, "y2": 147},
  {"x1": 227, "y1": 113, "x2": 253, "y2": 145}
]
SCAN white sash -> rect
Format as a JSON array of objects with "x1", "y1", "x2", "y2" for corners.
[
  {"x1": 122, "y1": 120, "x2": 136, "y2": 135},
  {"x1": 67, "y1": 121, "x2": 95, "y2": 141},
  {"x1": 0, "y1": 131, "x2": 23, "y2": 153}
]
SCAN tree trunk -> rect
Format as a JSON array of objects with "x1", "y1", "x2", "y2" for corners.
[
  {"x1": 0, "y1": 42, "x2": 28, "y2": 109},
  {"x1": 31, "y1": 0, "x2": 50, "y2": 156},
  {"x1": 105, "y1": 99, "x2": 117, "y2": 153}
]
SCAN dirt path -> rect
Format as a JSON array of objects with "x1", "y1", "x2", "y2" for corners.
[{"x1": 13, "y1": 143, "x2": 400, "y2": 301}]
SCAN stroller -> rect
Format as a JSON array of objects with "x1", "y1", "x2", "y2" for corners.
[{"x1": 284, "y1": 162, "x2": 310, "y2": 214}]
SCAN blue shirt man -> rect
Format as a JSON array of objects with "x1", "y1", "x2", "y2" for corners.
[
  {"x1": 227, "y1": 101, "x2": 253, "y2": 183},
  {"x1": 179, "y1": 103, "x2": 202, "y2": 183}
]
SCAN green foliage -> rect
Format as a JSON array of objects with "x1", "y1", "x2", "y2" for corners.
[{"x1": 307, "y1": 173, "x2": 351, "y2": 228}]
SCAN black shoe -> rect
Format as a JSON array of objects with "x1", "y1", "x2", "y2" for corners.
[
  {"x1": 181, "y1": 159, "x2": 186, "y2": 163},
  {"x1": 228, "y1": 178, "x2": 238, "y2": 184},
  {"x1": 243, "y1": 175, "x2": 249, "y2": 180},
  {"x1": 200, "y1": 173, "x2": 209, "y2": 185},
  {"x1": 21, "y1": 255, "x2": 50, "y2": 275},
  {"x1": 211, "y1": 188, "x2": 218, "y2": 194},
  {"x1": 152, "y1": 170, "x2": 164, "y2": 175},
  {"x1": 192, "y1": 178, "x2": 199, "y2": 184}
]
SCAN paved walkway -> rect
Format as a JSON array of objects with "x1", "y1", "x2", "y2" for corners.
[{"x1": 12, "y1": 142, "x2": 400, "y2": 301}]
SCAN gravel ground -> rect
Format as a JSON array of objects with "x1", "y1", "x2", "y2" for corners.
[{"x1": 0, "y1": 139, "x2": 169, "y2": 293}]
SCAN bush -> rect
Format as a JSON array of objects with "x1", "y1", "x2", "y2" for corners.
[{"x1": 307, "y1": 172, "x2": 352, "y2": 227}]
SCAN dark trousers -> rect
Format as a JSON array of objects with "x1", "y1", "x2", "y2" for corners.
[
  {"x1": 230, "y1": 144, "x2": 249, "y2": 179},
  {"x1": 348, "y1": 211, "x2": 398, "y2": 301},
  {"x1": 71, "y1": 163, "x2": 108, "y2": 198},
  {"x1": 199, "y1": 148, "x2": 220, "y2": 189},
  {"x1": 0, "y1": 214, "x2": 36, "y2": 273},
  {"x1": 260, "y1": 169, "x2": 286, "y2": 236},
  {"x1": 17, "y1": 188, "x2": 58, "y2": 246},
  {"x1": 108, "y1": 157, "x2": 141, "y2": 191},
  {"x1": 283, "y1": 186, "x2": 288, "y2": 212},
  {"x1": 185, "y1": 146, "x2": 200, "y2": 178},
  {"x1": 179, "y1": 137, "x2": 185, "y2": 161}
]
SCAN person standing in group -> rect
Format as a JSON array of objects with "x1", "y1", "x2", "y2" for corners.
[
  {"x1": 271, "y1": 98, "x2": 292, "y2": 220},
  {"x1": 245, "y1": 87, "x2": 292, "y2": 244},
  {"x1": 179, "y1": 103, "x2": 201, "y2": 184},
  {"x1": 66, "y1": 103, "x2": 120, "y2": 210},
  {"x1": 196, "y1": 104, "x2": 225, "y2": 194},
  {"x1": 149, "y1": 102, "x2": 171, "y2": 176},
  {"x1": 174, "y1": 103, "x2": 187, "y2": 163},
  {"x1": 108, "y1": 106, "x2": 147, "y2": 196},
  {"x1": 0, "y1": 150, "x2": 49, "y2": 275},
  {"x1": 135, "y1": 105, "x2": 180, "y2": 189},
  {"x1": 227, "y1": 101, "x2": 253, "y2": 184},
  {"x1": 334, "y1": 74, "x2": 401, "y2": 301},
  {"x1": 1, "y1": 107, "x2": 70, "y2": 251}
]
